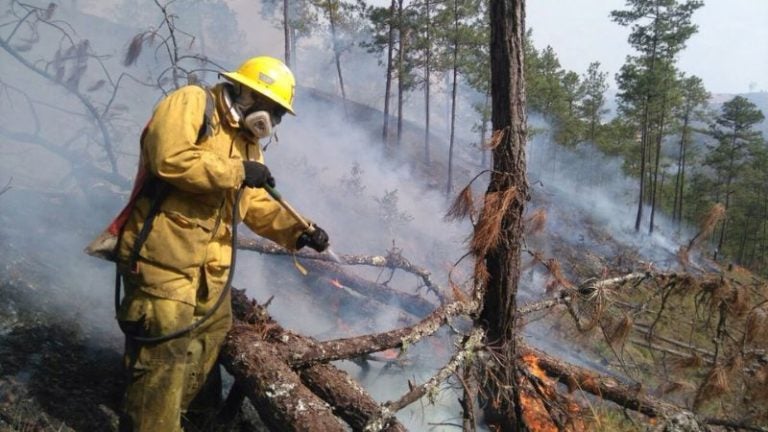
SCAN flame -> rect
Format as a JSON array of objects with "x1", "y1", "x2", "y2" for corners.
[
  {"x1": 520, "y1": 354, "x2": 559, "y2": 432},
  {"x1": 329, "y1": 278, "x2": 344, "y2": 289},
  {"x1": 379, "y1": 348, "x2": 400, "y2": 360},
  {"x1": 518, "y1": 354, "x2": 586, "y2": 432}
]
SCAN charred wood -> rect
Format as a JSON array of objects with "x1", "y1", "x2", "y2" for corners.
[
  {"x1": 238, "y1": 237, "x2": 445, "y2": 308},
  {"x1": 522, "y1": 344, "x2": 686, "y2": 419}
]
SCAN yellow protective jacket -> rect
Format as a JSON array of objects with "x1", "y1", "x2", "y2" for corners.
[{"x1": 117, "y1": 84, "x2": 306, "y2": 305}]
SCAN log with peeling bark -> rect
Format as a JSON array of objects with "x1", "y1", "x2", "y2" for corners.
[
  {"x1": 221, "y1": 326, "x2": 347, "y2": 432},
  {"x1": 224, "y1": 289, "x2": 407, "y2": 431}
]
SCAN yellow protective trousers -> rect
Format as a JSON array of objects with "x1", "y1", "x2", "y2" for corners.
[{"x1": 117, "y1": 271, "x2": 232, "y2": 432}]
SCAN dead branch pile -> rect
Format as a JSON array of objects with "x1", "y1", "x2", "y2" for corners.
[{"x1": 218, "y1": 238, "x2": 768, "y2": 431}]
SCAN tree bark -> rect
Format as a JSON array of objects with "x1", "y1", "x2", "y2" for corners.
[
  {"x1": 383, "y1": 0, "x2": 396, "y2": 145},
  {"x1": 224, "y1": 289, "x2": 408, "y2": 431},
  {"x1": 446, "y1": 0, "x2": 460, "y2": 195},
  {"x1": 222, "y1": 326, "x2": 347, "y2": 432},
  {"x1": 396, "y1": 0, "x2": 405, "y2": 146},
  {"x1": 480, "y1": 0, "x2": 529, "y2": 428},
  {"x1": 283, "y1": 0, "x2": 291, "y2": 68}
]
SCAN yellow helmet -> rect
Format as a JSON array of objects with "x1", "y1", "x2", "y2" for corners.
[{"x1": 222, "y1": 56, "x2": 296, "y2": 114}]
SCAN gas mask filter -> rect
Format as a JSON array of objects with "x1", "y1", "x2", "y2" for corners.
[{"x1": 243, "y1": 110, "x2": 273, "y2": 139}]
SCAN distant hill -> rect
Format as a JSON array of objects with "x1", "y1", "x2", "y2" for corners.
[{"x1": 603, "y1": 90, "x2": 768, "y2": 137}]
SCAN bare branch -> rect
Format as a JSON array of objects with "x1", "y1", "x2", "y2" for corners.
[
  {"x1": 237, "y1": 237, "x2": 447, "y2": 303},
  {"x1": 0, "y1": 177, "x2": 12, "y2": 197},
  {"x1": 363, "y1": 329, "x2": 485, "y2": 431}
]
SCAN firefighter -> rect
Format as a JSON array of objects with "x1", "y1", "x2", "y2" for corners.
[{"x1": 115, "y1": 56, "x2": 329, "y2": 431}]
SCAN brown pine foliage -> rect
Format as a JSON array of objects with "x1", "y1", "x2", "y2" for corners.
[
  {"x1": 471, "y1": 187, "x2": 517, "y2": 257},
  {"x1": 484, "y1": 128, "x2": 506, "y2": 150},
  {"x1": 744, "y1": 305, "x2": 768, "y2": 345},
  {"x1": 525, "y1": 208, "x2": 547, "y2": 236},
  {"x1": 124, "y1": 33, "x2": 146, "y2": 67},
  {"x1": 605, "y1": 312, "x2": 633, "y2": 348},
  {"x1": 445, "y1": 184, "x2": 475, "y2": 222},
  {"x1": 693, "y1": 365, "x2": 730, "y2": 409}
]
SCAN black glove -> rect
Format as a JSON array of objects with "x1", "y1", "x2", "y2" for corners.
[
  {"x1": 296, "y1": 225, "x2": 329, "y2": 252},
  {"x1": 242, "y1": 161, "x2": 276, "y2": 189}
]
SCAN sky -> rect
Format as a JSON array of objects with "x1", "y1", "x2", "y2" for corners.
[
  {"x1": 526, "y1": 0, "x2": 768, "y2": 95},
  {"x1": 229, "y1": 0, "x2": 768, "y2": 95}
]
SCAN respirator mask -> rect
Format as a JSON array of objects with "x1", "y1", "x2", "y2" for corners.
[{"x1": 229, "y1": 85, "x2": 286, "y2": 139}]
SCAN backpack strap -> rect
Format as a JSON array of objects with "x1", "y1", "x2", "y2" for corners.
[
  {"x1": 126, "y1": 84, "x2": 217, "y2": 273},
  {"x1": 195, "y1": 84, "x2": 216, "y2": 142}
]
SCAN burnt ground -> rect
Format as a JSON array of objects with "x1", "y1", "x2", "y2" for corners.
[
  {"x1": 0, "y1": 236, "x2": 122, "y2": 431},
  {"x1": 0, "y1": 192, "x2": 269, "y2": 432},
  {"x1": 0, "y1": 273, "x2": 268, "y2": 432}
]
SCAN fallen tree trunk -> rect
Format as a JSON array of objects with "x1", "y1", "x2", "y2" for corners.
[
  {"x1": 221, "y1": 326, "x2": 347, "y2": 432},
  {"x1": 298, "y1": 364, "x2": 406, "y2": 432},
  {"x1": 302, "y1": 260, "x2": 438, "y2": 318},
  {"x1": 238, "y1": 237, "x2": 444, "y2": 313},
  {"x1": 286, "y1": 299, "x2": 479, "y2": 367},
  {"x1": 224, "y1": 289, "x2": 407, "y2": 431},
  {"x1": 523, "y1": 344, "x2": 683, "y2": 419}
]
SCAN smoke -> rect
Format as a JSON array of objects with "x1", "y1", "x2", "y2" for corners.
[
  {"x1": 525, "y1": 115, "x2": 694, "y2": 271},
  {"x1": 0, "y1": 1, "x2": 704, "y2": 429}
]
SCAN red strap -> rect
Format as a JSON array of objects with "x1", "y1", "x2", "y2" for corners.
[
  {"x1": 107, "y1": 124, "x2": 152, "y2": 236},
  {"x1": 107, "y1": 165, "x2": 148, "y2": 235}
]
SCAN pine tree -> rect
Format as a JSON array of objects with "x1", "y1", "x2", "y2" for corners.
[
  {"x1": 361, "y1": 0, "x2": 398, "y2": 144},
  {"x1": 671, "y1": 74, "x2": 709, "y2": 224},
  {"x1": 260, "y1": 0, "x2": 319, "y2": 72},
  {"x1": 578, "y1": 62, "x2": 609, "y2": 142},
  {"x1": 706, "y1": 96, "x2": 765, "y2": 260},
  {"x1": 478, "y1": 0, "x2": 528, "y2": 427},
  {"x1": 611, "y1": 0, "x2": 704, "y2": 232}
]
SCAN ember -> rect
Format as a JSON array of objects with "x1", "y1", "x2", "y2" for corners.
[
  {"x1": 378, "y1": 348, "x2": 400, "y2": 360},
  {"x1": 520, "y1": 353, "x2": 559, "y2": 432},
  {"x1": 520, "y1": 353, "x2": 586, "y2": 432}
]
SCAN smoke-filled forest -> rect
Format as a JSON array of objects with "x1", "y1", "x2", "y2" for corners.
[{"x1": 1, "y1": 0, "x2": 767, "y2": 431}]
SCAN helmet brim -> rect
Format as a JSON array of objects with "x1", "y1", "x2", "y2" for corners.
[{"x1": 221, "y1": 71, "x2": 296, "y2": 115}]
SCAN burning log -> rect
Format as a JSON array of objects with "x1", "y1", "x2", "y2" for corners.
[
  {"x1": 521, "y1": 344, "x2": 684, "y2": 419},
  {"x1": 238, "y1": 237, "x2": 446, "y2": 307},
  {"x1": 302, "y1": 260, "x2": 438, "y2": 318}
]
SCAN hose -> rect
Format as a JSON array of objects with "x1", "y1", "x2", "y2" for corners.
[{"x1": 115, "y1": 186, "x2": 245, "y2": 344}]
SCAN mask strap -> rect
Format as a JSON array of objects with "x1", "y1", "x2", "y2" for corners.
[{"x1": 221, "y1": 83, "x2": 243, "y2": 127}]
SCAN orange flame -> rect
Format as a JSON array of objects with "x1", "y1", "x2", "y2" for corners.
[
  {"x1": 329, "y1": 279, "x2": 344, "y2": 289},
  {"x1": 519, "y1": 354, "x2": 586, "y2": 432},
  {"x1": 379, "y1": 348, "x2": 400, "y2": 360},
  {"x1": 520, "y1": 354, "x2": 558, "y2": 432}
]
